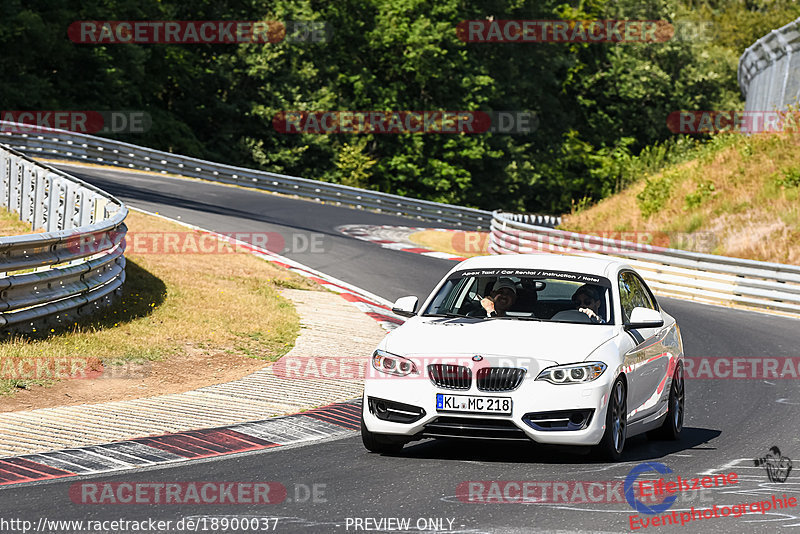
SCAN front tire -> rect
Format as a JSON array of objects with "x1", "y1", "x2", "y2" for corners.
[
  {"x1": 596, "y1": 377, "x2": 627, "y2": 461},
  {"x1": 648, "y1": 363, "x2": 684, "y2": 440},
  {"x1": 361, "y1": 415, "x2": 405, "y2": 454}
]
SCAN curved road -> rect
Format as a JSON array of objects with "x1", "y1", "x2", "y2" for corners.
[{"x1": 1, "y1": 163, "x2": 798, "y2": 534}]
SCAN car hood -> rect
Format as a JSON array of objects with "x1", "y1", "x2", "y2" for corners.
[{"x1": 383, "y1": 316, "x2": 618, "y2": 366}]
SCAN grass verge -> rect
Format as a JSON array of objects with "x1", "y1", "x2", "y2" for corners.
[
  {"x1": 407, "y1": 229, "x2": 489, "y2": 258},
  {"x1": 0, "y1": 209, "x2": 319, "y2": 395}
]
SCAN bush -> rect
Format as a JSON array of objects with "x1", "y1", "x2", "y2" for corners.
[
  {"x1": 685, "y1": 180, "x2": 716, "y2": 208},
  {"x1": 776, "y1": 167, "x2": 800, "y2": 188},
  {"x1": 637, "y1": 174, "x2": 675, "y2": 218}
]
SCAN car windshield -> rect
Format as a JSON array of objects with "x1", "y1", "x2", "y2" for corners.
[{"x1": 423, "y1": 268, "x2": 613, "y2": 324}]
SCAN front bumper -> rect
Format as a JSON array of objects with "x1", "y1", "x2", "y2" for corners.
[{"x1": 362, "y1": 373, "x2": 615, "y2": 447}]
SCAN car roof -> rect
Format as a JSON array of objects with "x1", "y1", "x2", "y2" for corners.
[{"x1": 451, "y1": 253, "x2": 627, "y2": 279}]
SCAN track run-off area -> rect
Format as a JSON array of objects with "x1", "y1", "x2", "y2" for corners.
[{"x1": 1, "y1": 162, "x2": 799, "y2": 534}]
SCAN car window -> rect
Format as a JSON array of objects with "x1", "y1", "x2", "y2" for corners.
[
  {"x1": 422, "y1": 269, "x2": 613, "y2": 324},
  {"x1": 618, "y1": 271, "x2": 656, "y2": 323}
]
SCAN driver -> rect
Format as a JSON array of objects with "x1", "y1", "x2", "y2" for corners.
[
  {"x1": 481, "y1": 278, "x2": 517, "y2": 318},
  {"x1": 572, "y1": 284, "x2": 606, "y2": 323}
]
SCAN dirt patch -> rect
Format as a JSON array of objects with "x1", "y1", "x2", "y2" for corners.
[{"x1": 0, "y1": 345, "x2": 269, "y2": 413}]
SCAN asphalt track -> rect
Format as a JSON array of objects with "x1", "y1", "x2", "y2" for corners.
[{"x1": 1, "y1": 163, "x2": 799, "y2": 534}]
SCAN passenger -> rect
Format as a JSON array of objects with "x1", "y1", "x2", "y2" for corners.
[
  {"x1": 481, "y1": 278, "x2": 517, "y2": 318},
  {"x1": 572, "y1": 284, "x2": 606, "y2": 323}
]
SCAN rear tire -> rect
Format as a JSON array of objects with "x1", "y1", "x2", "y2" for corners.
[
  {"x1": 361, "y1": 414, "x2": 405, "y2": 454},
  {"x1": 596, "y1": 377, "x2": 627, "y2": 461},
  {"x1": 648, "y1": 363, "x2": 684, "y2": 440}
]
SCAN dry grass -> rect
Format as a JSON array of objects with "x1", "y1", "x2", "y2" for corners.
[
  {"x1": 407, "y1": 229, "x2": 489, "y2": 257},
  {"x1": 0, "y1": 209, "x2": 320, "y2": 394},
  {"x1": 0, "y1": 209, "x2": 35, "y2": 236},
  {"x1": 561, "y1": 131, "x2": 800, "y2": 264}
]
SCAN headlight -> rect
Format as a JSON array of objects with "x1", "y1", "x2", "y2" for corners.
[
  {"x1": 372, "y1": 349, "x2": 418, "y2": 376},
  {"x1": 536, "y1": 362, "x2": 606, "y2": 384}
]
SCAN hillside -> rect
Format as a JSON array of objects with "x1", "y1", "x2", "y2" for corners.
[{"x1": 560, "y1": 130, "x2": 800, "y2": 264}]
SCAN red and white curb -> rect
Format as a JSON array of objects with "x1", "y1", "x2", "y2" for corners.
[
  {"x1": 0, "y1": 401, "x2": 360, "y2": 487},
  {"x1": 337, "y1": 224, "x2": 468, "y2": 262},
  {"x1": 135, "y1": 209, "x2": 405, "y2": 331}
]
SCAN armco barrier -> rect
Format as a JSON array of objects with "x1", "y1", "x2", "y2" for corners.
[
  {"x1": 0, "y1": 121, "x2": 498, "y2": 229},
  {"x1": 489, "y1": 212, "x2": 800, "y2": 317},
  {"x1": 739, "y1": 17, "x2": 800, "y2": 113},
  {"x1": 0, "y1": 144, "x2": 127, "y2": 331}
]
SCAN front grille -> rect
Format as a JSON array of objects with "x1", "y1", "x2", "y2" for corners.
[
  {"x1": 476, "y1": 367, "x2": 526, "y2": 392},
  {"x1": 423, "y1": 416, "x2": 529, "y2": 440},
  {"x1": 428, "y1": 364, "x2": 471, "y2": 390}
]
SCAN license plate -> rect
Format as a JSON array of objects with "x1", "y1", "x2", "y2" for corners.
[{"x1": 436, "y1": 394, "x2": 512, "y2": 414}]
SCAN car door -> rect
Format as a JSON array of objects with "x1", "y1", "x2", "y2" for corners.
[{"x1": 618, "y1": 271, "x2": 670, "y2": 423}]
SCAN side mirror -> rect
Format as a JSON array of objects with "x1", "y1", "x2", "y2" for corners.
[
  {"x1": 625, "y1": 307, "x2": 664, "y2": 329},
  {"x1": 392, "y1": 296, "x2": 418, "y2": 318}
]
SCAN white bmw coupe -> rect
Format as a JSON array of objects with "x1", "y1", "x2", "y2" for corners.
[{"x1": 361, "y1": 254, "x2": 685, "y2": 460}]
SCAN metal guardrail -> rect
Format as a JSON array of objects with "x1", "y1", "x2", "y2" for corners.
[
  {"x1": 738, "y1": 17, "x2": 800, "y2": 112},
  {"x1": 0, "y1": 144, "x2": 127, "y2": 331},
  {"x1": 489, "y1": 212, "x2": 800, "y2": 317},
  {"x1": 0, "y1": 122, "x2": 495, "y2": 229}
]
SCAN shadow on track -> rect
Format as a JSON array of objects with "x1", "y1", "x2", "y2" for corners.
[{"x1": 381, "y1": 426, "x2": 721, "y2": 464}]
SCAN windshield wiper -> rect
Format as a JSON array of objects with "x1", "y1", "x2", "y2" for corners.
[
  {"x1": 422, "y1": 313, "x2": 473, "y2": 319},
  {"x1": 495, "y1": 316, "x2": 542, "y2": 321}
]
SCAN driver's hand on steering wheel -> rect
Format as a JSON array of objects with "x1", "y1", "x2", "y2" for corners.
[
  {"x1": 480, "y1": 296, "x2": 495, "y2": 315},
  {"x1": 578, "y1": 307, "x2": 601, "y2": 322}
]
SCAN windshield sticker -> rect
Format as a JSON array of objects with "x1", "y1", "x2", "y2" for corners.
[{"x1": 452, "y1": 268, "x2": 610, "y2": 286}]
